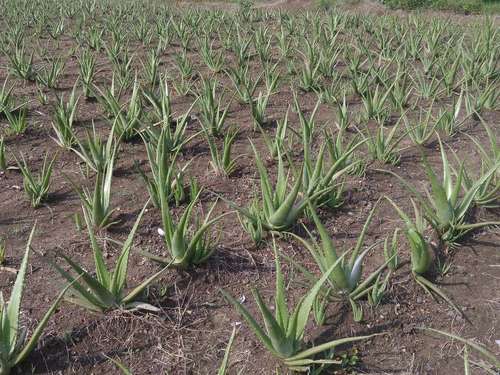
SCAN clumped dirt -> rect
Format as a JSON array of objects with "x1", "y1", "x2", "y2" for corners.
[{"x1": 0, "y1": 1, "x2": 499, "y2": 375}]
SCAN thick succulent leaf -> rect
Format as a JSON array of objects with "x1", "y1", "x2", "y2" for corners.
[
  {"x1": 286, "y1": 333, "x2": 380, "y2": 362},
  {"x1": 250, "y1": 141, "x2": 273, "y2": 211},
  {"x1": 59, "y1": 254, "x2": 116, "y2": 308},
  {"x1": 83, "y1": 207, "x2": 111, "y2": 288},
  {"x1": 294, "y1": 253, "x2": 346, "y2": 339},
  {"x1": 6, "y1": 225, "x2": 35, "y2": 351},
  {"x1": 185, "y1": 211, "x2": 232, "y2": 264},
  {"x1": 13, "y1": 282, "x2": 72, "y2": 366},
  {"x1": 308, "y1": 205, "x2": 349, "y2": 290},
  {"x1": 272, "y1": 240, "x2": 289, "y2": 331},
  {"x1": 111, "y1": 201, "x2": 149, "y2": 296},
  {"x1": 220, "y1": 289, "x2": 278, "y2": 357},
  {"x1": 422, "y1": 157, "x2": 454, "y2": 228},
  {"x1": 456, "y1": 162, "x2": 500, "y2": 220},
  {"x1": 49, "y1": 259, "x2": 105, "y2": 311},
  {"x1": 267, "y1": 168, "x2": 303, "y2": 229},
  {"x1": 253, "y1": 289, "x2": 290, "y2": 356}
]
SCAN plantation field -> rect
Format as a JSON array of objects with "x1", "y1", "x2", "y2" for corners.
[{"x1": 0, "y1": 0, "x2": 499, "y2": 374}]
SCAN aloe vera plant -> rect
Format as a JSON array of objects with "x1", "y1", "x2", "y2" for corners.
[
  {"x1": 7, "y1": 44, "x2": 35, "y2": 81},
  {"x1": 403, "y1": 106, "x2": 438, "y2": 147},
  {"x1": 0, "y1": 226, "x2": 70, "y2": 375},
  {"x1": 72, "y1": 122, "x2": 118, "y2": 175},
  {"x1": 51, "y1": 84, "x2": 79, "y2": 148},
  {"x1": 385, "y1": 197, "x2": 464, "y2": 316},
  {"x1": 143, "y1": 80, "x2": 197, "y2": 153},
  {"x1": 78, "y1": 48, "x2": 96, "y2": 98},
  {"x1": 15, "y1": 152, "x2": 56, "y2": 208},
  {"x1": 384, "y1": 137, "x2": 500, "y2": 245},
  {"x1": 227, "y1": 143, "x2": 326, "y2": 232},
  {"x1": 5, "y1": 107, "x2": 28, "y2": 136},
  {"x1": 0, "y1": 78, "x2": 14, "y2": 115},
  {"x1": 222, "y1": 242, "x2": 379, "y2": 372},
  {"x1": 462, "y1": 119, "x2": 499, "y2": 208},
  {"x1": 226, "y1": 63, "x2": 260, "y2": 104},
  {"x1": 238, "y1": 198, "x2": 265, "y2": 247},
  {"x1": 203, "y1": 126, "x2": 240, "y2": 177},
  {"x1": 51, "y1": 203, "x2": 169, "y2": 312},
  {"x1": 289, "y1": 200, "x2": 392, "y2": 321},
  {"x1": 137, "y1": 125, "x2": 194, "y2": 208},
  {"x1": 302, "y1": 134, "x2": 364, "y2": 208},
  {"x1": 70, "y1": 142, "x2": 118, "y2": 229},
  {"x1": 140, "y1": 191, "x2": 230, "y2": 268},
  {"x1": 197, "y1": 77, "x2": 228, "y2": 138},
  {"x1": 357, "y1": 119, "x2": 406, "y2": 166},
  {"x1": 250, "y1": 90, "x2": 271, "y2": 129},
  {"x1": 37, "y1": 56, "x2": 65, "y2": 89},
  {"x1": 0, "y1": 238, "x2": 5, "y2": 265},
  {"x1": 96, "y1": 76, "x2": 143, "y2": 141}
]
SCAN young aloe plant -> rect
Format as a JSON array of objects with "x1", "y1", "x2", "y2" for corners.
[
  {"x1": 95, "y1": 76, "x2": 142, "y2": 141},
  {"x1": 197, "y1": 77, "x2": 228, "y2": 138},
  {"x1": 360, "y1": 84, "x2": 393, "y2": 123},
  {"x1": 325, "y1": 128, "x2": 366, "y2": 176},
  {"x1": 221, "y1": 242, "x2": 378, "y2": 372},
  {"x1": 289, "y1": 200, "x2": 392, "y2": 321},
  {"x1": 202, "y1": 125, "x2": 240, "y2": 177},
  {"x1": 405, "y1": 110, "x2": 436, "y2": 148},
  {"x1": 0, "y1": 238, "x2": 5, "y2": 265},
  {"x1": 384, "y1": 228, "x2": 400, "y2": 271},
  {"x1": 7, "y1": 44, "x2": 35, "y2": 81},
  {"x1": 435, "y1": 92, "x2": 466, "y2": 137},
  {"x1": 140, "y1": 191, "x2": 230, "y2": 268},
  {"x1": 5, "y1": 107, "x2": 28, "y2": 136},
  {"x1": 71, "y1": 121, "x2": 118, "y2": 175},
  {"x1": 385, "y1": 197, "x2": 464, "y2": 316},
  {"x1": 0, "y1": 78, "x2": 14, "y2": 115},
  {"x1": 51, "y1": 203, "x2": 169, "y2": 313},
  {"x1": 142, "y1": 78, "x2": 197, "y2": 152},
  {"x1": 385, "y1": 197, "x2": 431, "y2": 275},
  {"x1": 384, "y1": 137, "x2": 500, "y2": 245},
  {"x1": 302, "y1": 135, "x2": 365, "y2": 209},
  {"x1": 0, "y1": 226, "x2": 70, "y2": 375},
  {"x1": 15, "y1": 152, "x2": 56, "y2": 208},
  {"x1": 250, "y1": 90, "x2": 271, "y2": 129},
  {"x1": 70, "y1": 143, "x2": 118, "y2": 229},
  {"x1": 137, "y1": 125, "x2": 195, "y2": 208},
  {"x1": 462, "y1": 119, "x2": 499, "y2": 208},
  {"x1": 199, "y1": 36, "x2": 225, "y2": 73},
  {"x1": 367, "y1": 273, "x2": 391, "y2": 307},
  {"x1": 238, "y1": 198, "x2": 265, "y2": 247},
  {"x1": 51, "y1": 84, "x2": 79, "y2": 149},
  {"x1": 357, "y1": 119, "x2": 406, "y2": 166},
  {"x1": 37, "y1": 56, "x2": 65, "y2": 89},
  {"x1": 226, "y1": 63, "x2": 261, "y2": 104},
  {"x1": 78, "y1": 48, "x2": 96, "y2": 98},
  {"x1": 227, "y1": 143, "x2": 324, "y2": 232},
  {"x1": 258, "y1": 109, "x2": 293, "y2": 160},
  {"x1": 141, "y1": 48, "x2": 160, "y2": 88}
]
